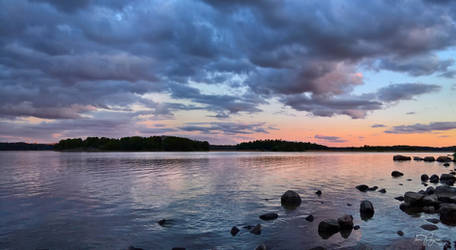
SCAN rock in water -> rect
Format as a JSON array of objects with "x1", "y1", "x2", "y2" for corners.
[
  {"x1": 305, "y1": 215, "x2": 314, "y2": 222},
  {"x1": 360, "y1": 200, "x2": 374, "y2": 220},
  {"x1": 230, "y1": 226, "x2": 239, "y2": 236},
  {"x1": 255, "y1": 244, "x2": 267, "y2": 250},
  {"x1": 318, "y1": 219, "x2": 340, "y2": 239},
  {"x1": 280, "y1": 190, "x2": 302, "y2": 208},
  {"x1": 430, "y1": 174, "x2": 439, "y2": 183},
  {"x1": 393, "y1": 155, "x2": 411, "y2": 161},
  {"x1": 414, "y1": 156, "x2": 424, "y2": 161},
  {"x1": 424, "y1": 156, "x2": 435, "y2": 162},
  {"x1": 397, "y1": 230, "x2": 404, "y2": 236},
  {"x1": 437, "y1": 156, "x2": 452, "y2": 162},
  {"x1": 250, "y1": 224, "x2": 262, "y2": 235},
  {"x1": 439, "y1": 203, "x2": 456, "y2": 225},
  {"x1": 128, "y1": 246, "x2": 144, "y2": 250},
  {"x1": 426, "y1": 218, "x2": 440, "y2": 224},
  {"x1": 367, "y1": 186, "x2": 378, "y2": 191},
  {"x1": 444, "y1": 163, "x2": 450, "y2": 167},
  {"x1": 315, "y1": 190, "x2": 322, "y2": 196},
  {"x1": 378, "y1": 188, "x2": 386, "y2": 193},
  {"x1": 391, "y1": 171, "x2": 404, "y2": 177},
  {"x1": 355, "y1": 184, "x2": 369, "y2": 192},
  {"x1": 421, "y1": 174, "x2": 429, "y2": 182},
  {"x1": 404, "y1": 192, "x2": 424, "y2": 206},
  {"x1": 259, "y1": 212, "x2": 278, "y2": 221},
  {"x1": 420, "y1": 224, "x2": 438, "y2": 231},
  {"x1": 337, "y1": 214, "x2": 354, "y2": 229}
]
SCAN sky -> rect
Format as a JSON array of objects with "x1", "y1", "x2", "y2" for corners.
[{"x1": 0, "y1": 0, "x2": 456, "y2": 146}]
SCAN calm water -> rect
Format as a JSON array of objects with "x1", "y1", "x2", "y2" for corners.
[{"x1": 0, "y1": 151, "x2": 455, "y2": 250}]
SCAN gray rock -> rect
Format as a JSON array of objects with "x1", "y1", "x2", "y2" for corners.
[
  {"x1": 250, "y1": 224, "x2": 262, "y2": 235},
  {"x1": 424, "y1": 156, "x2": 436, "y2": 162},
  {"x1": 318, "y1": 219, "x2": 340, "y2": 239},
  {"x1": 430, "y1": 174, "x2": 439, "y2": 183},
  {"x1": 437, "y1": 156, "x2": 452, "y2": 162},
  {"x1": 360, "y1": 200, "x2": 374, "y2": 220},
  {"x1": 422, "y1": 194, "x2": 439, "y2": 206},
  {"x1": 439, "y1": 203, "x2": 456, "y2": 225},
  {"x1": 420, "y1": 224, "x2": 438, "y2": 231},
  {"x1": 355, "y1": 184, "x2": 369, "y2": 192},
  {"x1": 421, "y1": 174, "x2": 429, "y2": 182},
  {"x1": 404, "y1": 192, "x2": 424, "y2": 205},
  {"x1": 440, "y1": 174, "x2": 456, "y2": 185},
  {"x1": 281, "y1": 190, "x2": 301, "y2": 208},
  {"x1": 425, "y1": 186, "x2": 435, "y2": 195},
  {"x1": 305, "y1": 215, "x2": 314, "y2": 222},
  {"x1": 394, "y1": 196, "x2": 404, "y2": 201},
  {"x1": 423, "y1": 206, "x2": 436, "y2": 214},
  {"x1": 367, "y1": 186, "x2": 378, "y2": 191},
  {"x1": 337, "y1": 214, "x2": 354, "y2": 229},
  {"x1": 230, "y1": 226, "x2": 240, "y2": 236},
  {"x1": 426, "y1": 218, "x2": 440, "y2": 224},
  {"x1": 259, "y1": 212, "x2": 278, "y2": 221},
  {"x1": 393, "y1": 155, "x2": 411, "y2": 161},
  {"x1": 397, "y1": 230, "x2": 404, "y2": 236},
  {"x1": 378, "y1": 188, "x2": 386, "y2": 193},
  {"x1": 392, "y1": 171, "x2": 404, "y2": 177},
  {"x1": 414, "y1": 156, "x2": 424, "y2": 161}
]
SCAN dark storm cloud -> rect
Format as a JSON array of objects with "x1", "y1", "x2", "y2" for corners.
[
  {"x1": 371, "y1": 124, "x2": 386, "y2": 128},
  {"x1": 377, "y1": 83, "x2": 441, "y2": 102},
  {"x1": 385, "y1": 122, "x2": 456, "y2": 134},
  {"x1": 1, "y1": 0, "x2": 456, "y2": 134},
  {"x1": 314, "y1": 135, "x2": 347, "y2": 143}
]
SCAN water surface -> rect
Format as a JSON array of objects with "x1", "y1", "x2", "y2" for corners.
[{"x1": 1, "y1": 151, "x2": 455, "y2": 249}]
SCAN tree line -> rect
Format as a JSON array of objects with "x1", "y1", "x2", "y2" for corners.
[
  {"x1": 54, "y1": 136, "x2": 209, "y2": 151},
  {"x1": 236, "y1": 139, "x2": 328, "y2": 151}
]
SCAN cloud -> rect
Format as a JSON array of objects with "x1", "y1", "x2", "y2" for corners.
[
  {"x1": 371, "y1": 124, "x2": 386, "y2": 128},
  {"x1": 385, "y1": 121, "x2": 456, "y2": 134},
  {"x1": 377, "y1": 83, "x2": 441, "y2": 102},
  {"x1": 179, "y1": 122, "x2": 270, "y2": 135},
  {"x1": 314, "y1": 135, "x2": 347, "y2": 143},
  {"x1": 406, "y1": 112, "x2": 416, "y2": 115}
]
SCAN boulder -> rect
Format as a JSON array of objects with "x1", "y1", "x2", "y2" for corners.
[
  {"x1": 360, "y1": 200, "x2": 374, "y2": 220},
  {"x1": 305, "y1": 215, "x2": 314, "y2": 222},
  {"x1": 440, "y1": 174, "x2": 456, "y2": 185},
  {"x1": 399, "y1": 202, "x2": 423, "y2": 214},
  {"x1": 420, "y1": 224, "x2": 438, "y2": 231},
  {"x1": 424, "y1": 156, "x2": 435, "y2": 162},
  {"x1": 393, "y1": 155, "x2": 411, "y2": 161},
  {"x1": 439, "y1": 203, "x2": 456, "y2": 225},
  {"x1": 444, "y1": 163, "x2": 450, "y2": 167},
  {"x1": 422, "y1": 194, "x2": 439, "y2": 206},
  {"x1": 391, "y1": 171, "x2": 404, "y2": 177},
  {"x1": 404, "y1": 192, "x2": 424, "y2": 206},
  {"x1": 250, "y1": 224, "x2": 262, "y2": 235},
  {"x1": 337, "y1": 214, "x2": 354, "y2": 229},
  {"x1": 425, "y1": 186, "x2": 434, "y2": 195},
  {"x1": 353, "y1": 225, "x2": 360, "y2": 230},
  {"x1": 414, "y1": 156, "x2": 424, "y2": 161},
  {"x1": 318, "y1": 219, "x2": 340, "y2": 239},
  {"x1": 378, "y1": 188, "x2": 386, "y2": 193},
  {"x1": 423, "y1": 206, "x2": 436, "y2": 214},
  {"x1": 397, "y1": 230, "x2": 404, "y2": 236},
  {"x1": 259, "y1": 212, "x2": 278, "y2": 221},
  {"x1": 315, "y1": 190, "x2": 322, "y2": 196},
  {"x1": 394, "y1": 196, "x2": 405, "y2": 201},
  {"x1": 355, "y1": 184, "x2": 369, "y2": 192},
  {"x1": 437, "y1": 156, "x2": 452, "y2": 162},
  {"x1": 281, "y1": 190, "x2": 302, "y2": 208},
  {"x1": 430, "y1": 174, "x2": 439, "y2": 183},
  {"x1": 230, "y1": 226, "x2": 240, "y2": 236},
  {"x1": 420, "y1": 174, "x2": 429, "y2": 182}
]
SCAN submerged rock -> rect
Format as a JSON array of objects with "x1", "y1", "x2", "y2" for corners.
[
  {"x1": 259, "y1": 212, "x2": 278, "y2": 221},
  {"x1": 426, "y1": 218, "x2": 440, "y2": 224},
  {"x1": 281, "y1": 190, "x2": 302, "y2": 208},
  {"x1": 360, "y1": 200, "x2": 374, "y2": 220},
  {"x1": 420, "y1": 224, "x2": 438, "y2": 231},
  {"x1": 424, "y1": 156, "x2": 436, "y2": 162},
  {"x1": 230, "y1": 226, "x2": 240, "y2": 236},
  {"x1": 385, "y1": 238, "x2": 425, "y2": 250},
  {"x1": 337, "y1": 214, "x2": 354, "y2": 229},
  {"x1": 393, "y1": 155, "x2": 411, "y2": 161},
  {"x1": 391, "y1": 171, "x2": 404, "y2": 177},
  {"x1": 250, "y1": 224, "x2": 262, "y2": 235}
]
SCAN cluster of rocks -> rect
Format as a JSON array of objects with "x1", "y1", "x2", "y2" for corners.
[
  {"x1": 394, "y1": 154, "x2": 455, "y2": 163},
  {"x1": 318, "y1": 214, "x2": 355, "y2": 239},
  {"x1": 399, "y1": 185, "x2": 456, "y2": 225}
]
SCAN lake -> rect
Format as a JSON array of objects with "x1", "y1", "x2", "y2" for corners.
[{"x1": 0, "y1": 151, "x2": 455, "y2": 249}]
